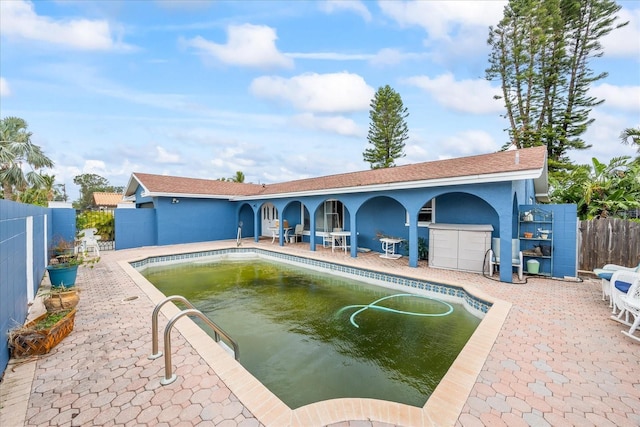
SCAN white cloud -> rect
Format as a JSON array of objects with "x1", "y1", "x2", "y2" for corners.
[
  {"x1": 156, "y1": 146, "x2": 182, "y2": 164},
  {"x1": 0, "y1": 77, "x2": 10, "y2": 96},
  {"x1": 250, "y1": 72, "x2": 375, "y2": 113},
  {"x1": 602, "y1": 7, "x2": 640, "y2": 58},
  {"x1": 379, "y1": 1, "x2": 505, "y2": 63},
  {"x1": 379, "y1": 0, "x2": 506, "y2": 39},
  {"x1": 0, "y1": 0, "x2": 129, "y2": 51},
  {"x1": 370, "y1": 48, "x2": 426, "y2": 66},
  {"x1": 287, "y1": 52, "x2": 373, "y2": 61},
  {"x1": 404, "y1": 73, "x2": 502, "y2": 114},
  {"x1": 591, "y1": 84, "x2": 640, "y2": 112},
  {"x1": 319, "y1": 0, "x2": 372, "y2": 22},
  {"x1": 290, "y1": 113, "x2": 363, "y2": 137},
  {"x1": 82, "y1": 159, "x2": 109, "y2": 175},
  {"x1": 183, "y1": 24, "x2": 293, "y2": 69},
  {"x1": 440, "y1": 130, "x2": 499, "y2": 156},
  {"x1": 572, "y1": 110, "x2": 639, "y2": 165}
]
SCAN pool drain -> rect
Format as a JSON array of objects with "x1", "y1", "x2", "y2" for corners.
[{"x1": 336, "y1": 293, "x2": 454, "y2": 328}]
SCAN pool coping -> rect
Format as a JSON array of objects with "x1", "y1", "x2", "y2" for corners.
[{"x1": 119, "y1": 243, "x2": 511, "y2": 426}]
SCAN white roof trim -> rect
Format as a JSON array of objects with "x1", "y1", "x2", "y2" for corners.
[{"x1": 140, "y1": 191, "x2": 234, "y2": 200}]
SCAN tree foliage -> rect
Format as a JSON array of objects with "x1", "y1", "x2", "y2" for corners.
[
  {"x1": 486, "y1": 0, "x2": 627, "y2": 170},
  {"x1": 620, "y1": 127, "x2": 640, "y2": 159},
  {"x1": 1, "y1": 116, "x2": 54, "y2": 200},
  {"x1": 73, "y1": 173, "x2": 123, "y2": 209},
  {"x1": 219, "y1": 171, "x2": 245, "y2": 182},
  {"x1": 550, "y1": 156, "x2": 640, "y2": 219},
  {"x1": 363, "y1": 85, "x2": 409, "y2": 169}
]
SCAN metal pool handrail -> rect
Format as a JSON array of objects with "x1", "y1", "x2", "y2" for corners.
[
  {"x1": 148, "y1": 296, "x2": 240, "y2": 386},
  {"x1": 149, "y1": 295, "x2": 196, "y2": 359}
]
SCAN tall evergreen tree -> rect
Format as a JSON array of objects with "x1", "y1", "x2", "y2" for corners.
[
  {"x1": 486, "y1": 0, "x2": 627, "y2": 170},
  {"x1": 363, "y1": 85, "x2": 409, "y2": 169}
]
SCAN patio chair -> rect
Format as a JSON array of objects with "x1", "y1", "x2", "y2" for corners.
[
  {"x1": 594, "y1": 262, "x2": 640, "y2": 305},
  {"x1": 610, "y1": 269, "x2": 640, "y2": 317},
  {"x1": 76, "y1": 228, "x2": 100, "y2": 257},
  {"x1": 489, "y1": 238, "x2": 523, "y2": 280},
  {"x1": 291, "y1": 224, "x2": 304, "y2": 243},
  {"x1": 610, "y1": 272, "x2": 640, "y2": 343}
]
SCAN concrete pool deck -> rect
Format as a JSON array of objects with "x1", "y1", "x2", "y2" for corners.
[{"x1": 1, "y1": 240, "x2": 639, "y2": 426}]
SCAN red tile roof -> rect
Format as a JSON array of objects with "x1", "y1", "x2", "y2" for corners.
[{"x1": 127, "y1": 146, "x2": 547, "y2": 199}]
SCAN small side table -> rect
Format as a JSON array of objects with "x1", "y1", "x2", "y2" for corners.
[{"x1": 380, "y1": 238, "x2": 403, "y2": 259}]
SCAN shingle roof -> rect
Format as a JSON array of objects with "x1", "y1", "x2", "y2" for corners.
[
  {"x1": 128, "y1": 173, "x2": 265, "y2": 197},
  {"x1": 126, "y1": 146, "x2": 547, "y2": 199},
  {"x1": 92, "y1": 192, "x2": 125, "y2": 207},
  {"x1": 259, "y1": 145, "x2": 547, "y2": 195}
]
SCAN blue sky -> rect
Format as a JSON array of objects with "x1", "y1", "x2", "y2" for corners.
[{"x1": 1, "y1": 0, "x2": 639, "y2": 201}]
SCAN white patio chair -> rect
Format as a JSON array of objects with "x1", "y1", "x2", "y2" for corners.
[
  {"x1": 595, "y1": 262, "x2": 640, "y2": 306},
  {"x1": 610, "y1": 270, "x2": 640, "y2": 317},
  {"x1": 489, "y1": 238, "x2": 523, "y2": 280},
  {"x1": 610, "y1": 273, "x2": 640, "y2": 343},
  {"x1": 76, "y1": 228, "x2": 100, "y2": 257},
  {"x1": 291, "y1": 224, "x2": 304, "y2": 243}
]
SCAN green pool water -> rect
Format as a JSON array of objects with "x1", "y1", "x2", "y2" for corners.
[{"x1": 142, "y1": 258, "x2": 481, "y2": 408}]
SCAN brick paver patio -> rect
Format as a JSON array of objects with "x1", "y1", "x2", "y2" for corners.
[{"x1": 1, "y1": 240, "x2": 638, "y2": 426}]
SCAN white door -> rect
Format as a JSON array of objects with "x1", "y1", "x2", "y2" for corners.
[{"x1": 261, "y1": 203, "x2": 278, "y2": 237}]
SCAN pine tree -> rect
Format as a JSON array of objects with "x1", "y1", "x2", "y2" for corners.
[
  {"x1": 363, "y1": 85, "x2": 409, "y2": 169},
  {"x1": 486, "y1": 0, "x2": 627, "y2": 170}
]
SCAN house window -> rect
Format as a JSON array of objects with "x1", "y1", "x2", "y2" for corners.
[
  {"x1": 316, "y1": 200, "x2": 343, "y2": 231},
  {"x1": 406, "y1": 199, "x2": 435, "y2": 227}
]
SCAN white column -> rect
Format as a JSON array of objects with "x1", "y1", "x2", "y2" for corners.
[{"x1": 26, "y1": 216, "x2": 34, "y2": 302}]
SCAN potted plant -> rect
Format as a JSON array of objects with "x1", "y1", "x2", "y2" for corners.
[
  {"x1": 50, "y1": 234, "x2": 75, "y2": 258},
  {"x1": 7, "y1": 308, "x2": 77, "y2": 358},
  {"x1": 42, "y1": 286, "x2": 80, "y2": 311},
  {"x1": 47, "y1": 236, "x2": 99, "y2": 288}
]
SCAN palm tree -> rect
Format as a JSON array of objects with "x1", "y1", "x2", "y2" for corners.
[
  {"x1": 230, "y1": 171, "x2": 245, "y2": 183},
  {"x1": 620, "y1": 127, "x2": 640, "y2": 160},
  {"x1": 1, "y1": 116, "x2": 54, "y2": 199}
]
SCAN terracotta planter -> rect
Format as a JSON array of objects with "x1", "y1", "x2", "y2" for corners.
[{"x1": 44, "y1": 290, "x2": 79, "y2": 311}]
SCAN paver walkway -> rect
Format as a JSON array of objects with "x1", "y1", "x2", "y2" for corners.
[{"x1": 1, "y1": 240, "x2": 639, "y2": 426}]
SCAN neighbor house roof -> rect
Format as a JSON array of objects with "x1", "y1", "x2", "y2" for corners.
[
  {"x1": 125, "y1": 146, "x2": 549, "y2": 201},
  {"x1": 92, "y1": 192, "x2": 126, "y2": 207}
]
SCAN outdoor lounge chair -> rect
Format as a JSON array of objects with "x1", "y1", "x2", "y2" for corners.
[
  {"x1": 610, "y1": 272, "x2": 640, "y2": 343},
  {"x1": 489, "y1": 238, "x2": 523, "y2": 280}
]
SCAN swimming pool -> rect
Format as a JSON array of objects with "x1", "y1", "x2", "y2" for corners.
[{"x1": 137, "y1": 250, "x2": 485, "y2": 408}]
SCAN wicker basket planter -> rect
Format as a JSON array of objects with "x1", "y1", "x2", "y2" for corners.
[{"x1": 8, "y1": 308, "x2": 76, "y2": 358}]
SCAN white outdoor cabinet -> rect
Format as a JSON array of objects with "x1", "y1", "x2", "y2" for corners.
[{"x1": 428, "y1": 223, "x2": 493, "y2": 273}]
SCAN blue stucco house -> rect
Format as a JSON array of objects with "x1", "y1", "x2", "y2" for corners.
[{"x1": 121, "y1": 146, "x2": 577, "y2": 283}]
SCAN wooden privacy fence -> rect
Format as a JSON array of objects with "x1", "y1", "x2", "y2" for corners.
[{"x1": 578, "y1": 218, "x2": 640, "y2": 272}]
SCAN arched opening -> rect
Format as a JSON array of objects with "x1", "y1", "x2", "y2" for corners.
[{"x1": 357, "y1": 196, "x2": 406, "y2": 253}]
